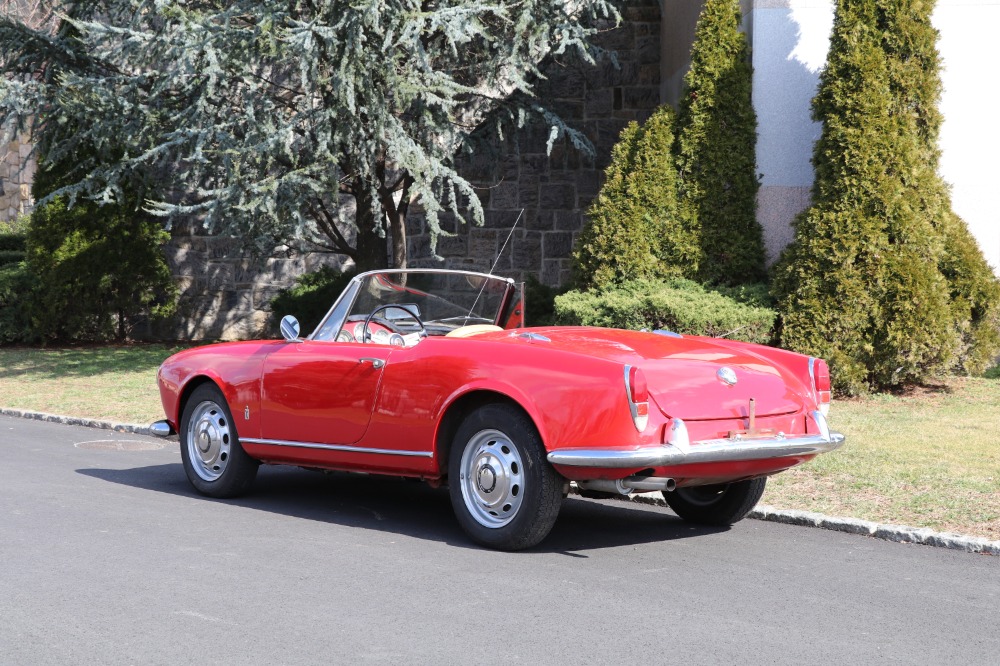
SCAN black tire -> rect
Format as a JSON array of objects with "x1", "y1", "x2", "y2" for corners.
[
  {"x1": 448, "y1": 403, "x2": 563, "y2": 550},
  {"x1": 179, "y1": 383, "x2": 259, "y2": 498},
  {"x1": 663, "y1": 477, "x2": 767, "y2": 526}
]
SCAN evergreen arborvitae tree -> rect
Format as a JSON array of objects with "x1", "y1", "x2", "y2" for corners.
[
  {"x1": 573, "y1": 106, "x2": 696, "y2": 289},
  {"x1": 0, "y1": 0, "x2": 619, "y2": 271},
  {"x1": 675, "y1": 0, "x2": 765, "y2": 286},
  {"x1": 881, "y1": 0, "x2": 1000, "y2": 376},
  {"x1": 771, "y1": 0, "x2": 992, "y2": 393}
]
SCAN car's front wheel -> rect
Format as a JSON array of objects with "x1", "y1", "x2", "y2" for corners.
[
  {"x1": 180, "y1": 383, "x2": 259, "y2": 498},
  {"x1": 449, "y1": 404, "x2": 563, "y2": 550},
  {"x1": 663, "y1": 477, "x2": 767, "y2": 526}
]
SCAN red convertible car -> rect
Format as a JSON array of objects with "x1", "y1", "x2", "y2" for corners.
[{"x1": 151, "y1": 268, "x2": 844, "y2": 550}]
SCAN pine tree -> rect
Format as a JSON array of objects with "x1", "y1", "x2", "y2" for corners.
[
  {"x1": 573, "y1": 106, "x2": 696, "y2": 289},
  {"x1": 0, "y1": 0, "x2": 619, "y2": 271},
  {"x1": 771, "y1": 0, "x2": 999, "y2": 393},
  {"x1": 675, "y1": 0, "x2": 765, "y2": 286}
]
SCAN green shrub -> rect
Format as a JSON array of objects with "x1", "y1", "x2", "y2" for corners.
[
  {"x1": 26, "y1": 196, "x2": 177, "y2": 342},
  {"x1": 0, "y1": 262, "x2": 36, "y2": 344},
  {"x1": 773, "y1": 0, "x2": 968, "y2": 394},
  {"x1": 523, "y1": 275, "x2": 568, "y2": 327},
  {"x1": 270, "y1": 266, "x2": 356, "y2": 336},
  {"x1": 0, "y1": 250, "x2": 25, "y2": 267},
  {"x1": 675, "y1": 0, "x2": 765, "y2": 285},
  {"x1": 0, "y1": 232, "x2": 27, "y2": 253},
  {"x1": 0, "y1": 214, "x2": 30, "y2": 235},
  {"x1": 554, "y1": 279, "x2": 776, "y2": 345},
  {"x1": 573, "y1": 106, "x2": 697, "y2": 289}
]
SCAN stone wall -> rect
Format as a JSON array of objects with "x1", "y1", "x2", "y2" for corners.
[
  {"x1": 405, "y1": 0, "x2": 663, "y2": 286},
  {"x1": 0, "y1": 135, "x2": 35, "y2": 221},
  {"x1": 160, "y1": 221, "x2": 345, "y2": 340}
]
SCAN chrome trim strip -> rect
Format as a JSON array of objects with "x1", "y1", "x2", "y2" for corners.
[
  {"x1": 149, "y1": 420, "x2": 175, "y2": 438},
  {"x1": 240, "y1": 437, "x2": 434, "y2": 458},
  {"x1": 547, "y1": 430, "x2": 845, "y2": 468}
]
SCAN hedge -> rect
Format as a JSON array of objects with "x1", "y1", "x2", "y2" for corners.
[{"x1": 554, "y1": 279, "x2": 776, "y2": 345}]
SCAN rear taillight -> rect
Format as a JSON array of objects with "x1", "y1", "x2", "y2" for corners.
[
  {"x1": 810, "y1": 357, "x2": 832, "y2": 416},
  {"x1": 624, "y1": 365, "x2": 649, "y2": 431}
]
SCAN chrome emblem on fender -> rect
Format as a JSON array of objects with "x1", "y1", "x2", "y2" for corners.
[{"x1": 717, "y1": 367, "x2": 738, "y2": 386}]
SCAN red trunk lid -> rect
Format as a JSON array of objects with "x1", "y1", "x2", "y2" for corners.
[{"x1": 507, "y1": 327, "x2": 807, "y2": 421}]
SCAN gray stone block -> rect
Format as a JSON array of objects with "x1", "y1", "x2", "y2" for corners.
[
  {"x1": 539, "y1": 183, "x2": 576, "y2": 210},
  {"x1": 544, "y1": 231, "x2": 574, "y2": 259},
  {"x1": 635, "y1": 36, "x2": 661, "y2": 65},
  {"x1": 540, "y1": 259, "x2": 563, "y2": 287},
  {"x1": 512, "y1": 231, "x2": 542, "y2": 270},
  {"x1": 435, "y1": 233, "x2": 468, "y2": 258},
  {"x1": 484, "y1": 209, "x2": 523, "y2": 229},
  {"x1": 554, "y1": 210, "x2": 584, "y2": 232},
  {"x1": 525, "y1": 210, "x2": 553, "y2": 231},
  {"x1": 488, "y1": 182, "x2": 520, "y2": 210},
  {"x1": 518, "y1": 183, "x2": 539, "y2": 208}
]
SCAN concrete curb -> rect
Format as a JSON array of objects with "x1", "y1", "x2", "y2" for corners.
[
  {"x1": 3, "y1": 407, "x2": 997, "y2": 556},
  {"x1": 0, "y1": 408, "x2": 152, "y2": 437},
  {"x1": 596, "y1": 488, "x2": 1000, "y2": 556}
]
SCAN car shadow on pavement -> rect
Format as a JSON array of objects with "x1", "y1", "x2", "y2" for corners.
[{"x1": 78, "y1": 462, "x2": 731, "y2": 554}]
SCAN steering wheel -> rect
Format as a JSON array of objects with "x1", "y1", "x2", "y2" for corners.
[{"x1": 362, "y1": 304, "x2": 426, "y2": 344}]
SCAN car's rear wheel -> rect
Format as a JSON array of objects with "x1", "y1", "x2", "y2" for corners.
[
  {"x1": 180, "y1": 384, "x2": 259, "y2": 498},
  {"x1": 448, "y1": 404, "x2": 563, "y2": 550},
  {"x1": 663, "y1": 477, "x2": 767, "y2": 526}
]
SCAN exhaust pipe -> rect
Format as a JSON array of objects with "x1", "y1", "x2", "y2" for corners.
[{"x1": 577, "y1": 476, "x2": 676, "y2": 496}]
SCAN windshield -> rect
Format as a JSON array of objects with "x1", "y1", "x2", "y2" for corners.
[{"x1": 312, "y1": 270, "x2": 518, "y2": 344}]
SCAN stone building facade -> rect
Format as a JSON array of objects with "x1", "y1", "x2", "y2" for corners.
[{"x1": 0, "y1": 133, "x2": 35, "y2": 222}]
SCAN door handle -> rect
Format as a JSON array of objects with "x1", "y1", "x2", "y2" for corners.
[{"x1": 358, "y1": 357, "x2": 385, "y2": 369}]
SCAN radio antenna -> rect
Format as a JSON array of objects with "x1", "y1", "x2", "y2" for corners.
[{"x1": 467, "y1": 209, "x2": 523, "y2": 321}]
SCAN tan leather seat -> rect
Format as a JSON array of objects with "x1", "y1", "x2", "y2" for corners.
[{"x1": 445, "y1": 324, "x2": 504, "y2": 338}]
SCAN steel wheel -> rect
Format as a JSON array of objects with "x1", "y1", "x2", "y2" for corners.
[
  {"x1": 185, "y1": 400, "x2": 232, "y2": 482},
  {"x1": 179, "y1": 383, "x2": 259, "y2": 498},
  {"x1": 458, "y1": 429, "x2": 525, "y2": 528},
  {"x1": 448, "y1": 403, "x2": 563, "y2": 550}
]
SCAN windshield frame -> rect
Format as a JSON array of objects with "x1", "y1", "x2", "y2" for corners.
[{"x1": 308, "y1": 269, "x2": 518, "y2": 342}]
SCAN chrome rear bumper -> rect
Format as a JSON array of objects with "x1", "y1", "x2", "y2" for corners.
[{"x1": 547, "y1": 411, "x2": 845, "y2": 469}]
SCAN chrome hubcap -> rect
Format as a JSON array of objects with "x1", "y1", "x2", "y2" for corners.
[
  {"x1": 186, "y1": 400, "x2": 231, "y2": 482},
  {"x1": 460, "y1": 429, "x2": 524, "y2": 528}
]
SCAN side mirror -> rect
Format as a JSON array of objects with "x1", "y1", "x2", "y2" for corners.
[{"x1": 280, "y1": 315, "x2": 302, "y2": 342}]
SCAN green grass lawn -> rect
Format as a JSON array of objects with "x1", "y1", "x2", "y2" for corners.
[
  {"x1": 0, "y1": 345, "x2": 184, "y2": 425},
  {"x1": 1, "y1": 345, "x2": 998, "y2": 540},
  {"x1": 766, "y1": 377, "x2": 1000, "y2": 541}
]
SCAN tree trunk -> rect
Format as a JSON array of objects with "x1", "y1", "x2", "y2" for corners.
[
  {"x1": 386, "y1": 175, "x2": 413, "y2": 270},
  {"x1": 353, "y1": 187, "x2": 389, "y2": 272}
]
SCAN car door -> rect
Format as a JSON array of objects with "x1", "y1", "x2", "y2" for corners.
[{"x1": 259, "y1": 340, "x2": 393, "y2": 445}]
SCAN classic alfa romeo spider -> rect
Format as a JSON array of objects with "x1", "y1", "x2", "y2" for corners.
[{"x1": 151, "y1": 268, "x2": 844, "y2": 550}]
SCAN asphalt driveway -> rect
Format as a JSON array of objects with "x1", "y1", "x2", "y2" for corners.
[{"x1": 2, "y1": 415, "x2": 997, "y2": 664}]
